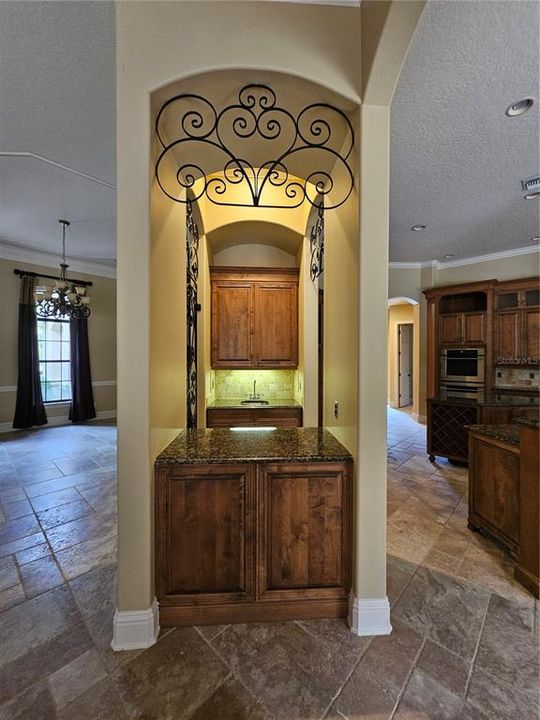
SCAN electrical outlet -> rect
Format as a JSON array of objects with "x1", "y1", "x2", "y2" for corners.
[{"x1": 334, "y1": 400, "x2": 339, "y2": 419}]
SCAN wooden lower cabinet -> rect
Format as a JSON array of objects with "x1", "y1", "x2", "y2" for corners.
[
  {"x1": 206, "y1": 406, "x2": 302, "y2": 427},
  {"x1": 468, "y1": 434, "x2": 520, "y2": 555},
  {"x1": 155, "y1": 460, "x2": 352, "y2": 625},
  {"x1": 515, "y1": 424, "x2": 540, "y2": 597}
]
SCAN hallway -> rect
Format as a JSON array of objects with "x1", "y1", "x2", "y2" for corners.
[{"x1": 0, "y1": 414, "x2": 537, "y2": 719}]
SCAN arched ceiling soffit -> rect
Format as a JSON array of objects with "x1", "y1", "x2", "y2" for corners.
[
  {"x1": 152, "y1": 69, "x2": 359, "y2": 212},
  {"x1": 206, "y1": 221, "x2": 304, "y2": 257}
]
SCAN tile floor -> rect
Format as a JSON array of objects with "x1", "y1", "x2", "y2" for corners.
[{"x1": 0, "y1": 411, "x2": 538, "y2": 719}]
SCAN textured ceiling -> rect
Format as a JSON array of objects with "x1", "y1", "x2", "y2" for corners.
[
  {"x1": 0, "y1": 1, "x2": 115, "y2": 265},
  {"x1": 390, "y1": 0, "x2": 539, "y2": 262},
  {"x1": 1, "y1": 1, "x2": 538, "y2": 269}
]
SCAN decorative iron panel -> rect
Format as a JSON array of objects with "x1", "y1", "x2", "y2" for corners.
[
  {"x1": 186, "y1": 201, "x2": 200, "y2": 429},
  {"x1": 155, "y1": 84, "x2": 355, "y2": 210}
]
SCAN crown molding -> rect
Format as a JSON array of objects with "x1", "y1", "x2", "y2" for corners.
[
  {"x1": 0, "y1": 241, "x2": 116, "y2": 279},
  {"x1": 389, "y1": 244, "x2": 540, "y2": 272},
  {"x1": 0, "y1": 152, "x2": 115, "y2": 190}
]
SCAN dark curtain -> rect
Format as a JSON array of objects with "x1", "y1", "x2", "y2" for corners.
[
  {"x1": 69, "y1": 317, "x2": 96, "y2": 422},
  {"x1": 13, "y1": 276, "x2": 47, "y2": 429}
]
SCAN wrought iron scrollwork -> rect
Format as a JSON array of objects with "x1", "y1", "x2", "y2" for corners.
[
  {"x1": 309, "y1": 203, "x2": 325, "y2": 282},
  {"x1": 155, "y1": 84, "x2": 355, "y2": 210},
  {"x1": 186, "y1": 201, "x2": 200, "y2": 429}
]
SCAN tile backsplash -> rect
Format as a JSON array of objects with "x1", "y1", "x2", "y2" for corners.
[
  {"x1": 495, "y1": 367, "x2": 539, "y2": 389},
  {"x1": 214, "y1": 369, "x2": 295, "y2": 400}
]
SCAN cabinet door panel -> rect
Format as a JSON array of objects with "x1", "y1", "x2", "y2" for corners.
[
  {"x1": 258, "y1": 464, "x2": 351, "y2": 600},
  {"x1": 495, "y1": 310, "x2": 520, "y2": 363},
  {"x1": 157, "y1": 465, "x2": 255, "y2": 600},
  {"x1": 255, "y1": 283, "x2": 298, "y2": 367},
  {"x1": 524, "y1": 308, "x2": 539, "y2": 362},
  {"x1": 439, "y1": 314, "x2": 462, "y2": 344},
  {"x1": 463, "y1": 312, "x2": 485, "y2": 343},
  {"x1": 211, "y1": 283, "x2": 252, "y2": 367},
  {"x1": 470, "y1": 439, "x2": 520, "y2": 545}
]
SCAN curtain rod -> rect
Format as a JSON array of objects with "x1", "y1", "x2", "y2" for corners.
[{"x1": 13, "y1": 268, "x2": 93, "y2": 287}]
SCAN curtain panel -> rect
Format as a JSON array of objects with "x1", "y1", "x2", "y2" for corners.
[
  {"x1": 69, "y1": 317, "x2": 96, "y2": 422},
  {"x1": 13, "y1": 276, "x2": 47, "y2": 429}
]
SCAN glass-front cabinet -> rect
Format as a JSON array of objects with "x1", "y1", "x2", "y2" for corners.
[{"x1": 495, "y1": 279, "x2": 540, "y2": 365}]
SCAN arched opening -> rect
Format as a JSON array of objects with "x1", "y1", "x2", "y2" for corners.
[{"x1": 387, "y1": 296, "x2": 421, "y2": 421}]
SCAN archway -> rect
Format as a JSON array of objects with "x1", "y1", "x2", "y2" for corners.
[{"x1": 387, "y1": 297, "x2": 421, "y2": 421}]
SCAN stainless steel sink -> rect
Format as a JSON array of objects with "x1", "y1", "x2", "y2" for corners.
[{"x1": 240, "y1": 399, "x2": 269, "y2": 405}]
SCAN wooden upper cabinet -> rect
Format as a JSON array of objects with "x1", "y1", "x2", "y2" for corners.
[
  {"x1": 495, "y1": 310, "x2": 520, "y2": 363},
  {"x1": 494, "y1": 279, "x2": 540, "y2": 364},
  {"x1": 255, "y1": 283, "x2": 298, "y2": 367},
  {"x1": 463, "y1": 312, "x2": 486, "y2": 343},
  {"x1": 524, "y1": 308, "x2": 540, "y2": 362},
  {"x1": 210, "y1": 268, "x2": 299, "y2": 369},
  {"x1": 439, "y1": 313, "x2": 462, "y2": 344},
  {"x1": 211, "y1": 282, "x2": 253, "y2": 367},
  {"x1": 439, "y1": 311, "x2": 485, "y2": 345}
]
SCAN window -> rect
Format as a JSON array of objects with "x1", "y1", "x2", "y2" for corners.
[{"x1": 37, "y1": 317, "x2": 71, "y2": 402}]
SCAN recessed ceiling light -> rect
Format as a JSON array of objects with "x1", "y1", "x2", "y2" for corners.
[
  {"x1": 524, "y1": 191, "x2": 540, "y2": 199},
  {"x1": 411, "y1": 224, "x2": 426, "y2": 232},
  {"x1": 443, "y1": 254, "x2": 455, "y2": 259},
  {"x1": 505, "y1": 98, "x2": 534, "y2": 117}
]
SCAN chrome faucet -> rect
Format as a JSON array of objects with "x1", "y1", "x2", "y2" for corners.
[{"x1": 249, "y1": 379, "x2": 260, "y2": 400}]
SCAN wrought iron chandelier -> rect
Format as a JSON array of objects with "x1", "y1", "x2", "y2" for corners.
[{"x1": 35, "y1": 220, "x2": 91, "y2": 319}]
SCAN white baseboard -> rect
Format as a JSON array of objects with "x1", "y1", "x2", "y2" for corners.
[
  {"x1": 0, "y1": 409, "x2": 117, "y2": 434},
  {"x1": 348, "y1": 595, "x2": 392, "y2": 636},
  {"x1": 111, "y1": 597, "x2": 160, "y2": 651}
]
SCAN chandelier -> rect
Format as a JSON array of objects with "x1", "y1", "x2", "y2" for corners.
[{"x1": 35, "y1": 220, "x2": 91, "y2": 319}]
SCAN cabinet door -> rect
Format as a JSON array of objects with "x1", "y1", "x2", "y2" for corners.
[
  {"x1": 211, "y1": 282, "x2": 253, "y2": 367},
  {"x1": 495, "y1": 310, "x2": 520, "y2": 364},
  {"x1": 469, "y1": 438, "x2": 520, "y2": 546},
  {"x1": 463, "y1": 312, "x2": 485, "y2": 343},
  {"x1": 156, "y1": 464, "x2": 255, "y2": 602},
  {"x1": 523, "y1": 308, "x2": 540, "y2": 363},
  {"x1": 257, "y1": 463, "x2": 351, "y2": 601},
  {"x1": 253, "y1": 408, "x2": 302, "y2": 427},
  {"x1": 439, "y1": 313, "x2": 462, "y2": 344},
  {"x1": 254, "y1": 283, "x2": 298, "y2": 367}
]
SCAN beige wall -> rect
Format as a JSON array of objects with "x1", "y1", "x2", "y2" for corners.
[
  {"x1": 0, "y1": 257, "x2": 116, "y2": 427},
  {"x1": 433, "y1": 251, "x2": 540, "y2": 286},
  {"x1": 212, "y1": 244, "x2": 296, "y2": 268}
]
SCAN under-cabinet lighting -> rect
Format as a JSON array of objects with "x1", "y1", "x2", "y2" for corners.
[{"x1": 230, "y1": 427, "x2": 277, "y2": 432}]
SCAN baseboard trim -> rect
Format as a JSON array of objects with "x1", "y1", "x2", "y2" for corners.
[
  {"x1": 412, "y1": 413, "x2": 427, "y2": 424},
  {"x1": 111, "y1": 598, "x2": 160, "y2": 651},
  {"x1": 348, "y1": 595, "x2": 392, "y2": 636},
  {"x1": 0, "y1": 409, "x2": 117, "y2": 434}
]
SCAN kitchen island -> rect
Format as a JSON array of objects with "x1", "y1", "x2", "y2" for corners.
[
  {"x1": 155, "y1": 427, "x2": 352, "y2": 625},
  {"x1": 467, "y1": 417, "x2": 539, "y2": 597}
]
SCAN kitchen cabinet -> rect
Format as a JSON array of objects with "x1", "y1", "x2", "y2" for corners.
[
  {"x1": 495, "y1": 280, "x2": 540, "y2": 365},
  {"x1": 439, "y1": 311, "x2": 485, "y2": 345},
  {"x1": 211, "y1": 267, "x2": 298, "y2": 369},
  {"x1": 206, "y1": 406, "x2": 302, "y2": 427},
  {"x1": 515, "y1": 422, "x2": 540, "y2": 598},
  {"x1": 155, "y1": 436, "x2": 352, "y2": 625},
  {"x1": 468, "y1": 428, "x2": 521, "y2": 555}
]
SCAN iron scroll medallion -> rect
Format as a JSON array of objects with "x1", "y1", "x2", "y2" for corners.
[{"x1": 155, "y1": 84, "x2": 355, "y2": 210}]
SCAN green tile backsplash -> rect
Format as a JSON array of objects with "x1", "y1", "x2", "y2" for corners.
[{"x1": 214, "y1": 370, "x2": 295, "y2": 400}]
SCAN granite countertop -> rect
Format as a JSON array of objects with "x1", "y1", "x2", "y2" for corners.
[
  {"x1": 465, "y1": 424, "x2": 521, "y2": 448},
  {"x1": 514, "y1": 416, "x2": 540, "y2": 429},
  {"x1": 207, "y1": 398, "x2": 302, "y2": 409},
  {"x1": 428, "y1": 391, "x2": 540, "y2": 407},
  {"x1": 155, "y1": 427, "x2": 352, "y2": 465}
]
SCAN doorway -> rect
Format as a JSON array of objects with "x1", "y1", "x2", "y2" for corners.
[{"x1": 398, "y1": 322, "x2": 413, "y2": 408}]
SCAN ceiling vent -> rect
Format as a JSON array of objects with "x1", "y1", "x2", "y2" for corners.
[{"x1": 521, "y1": 175, "x2": 540, "y2": 193}]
